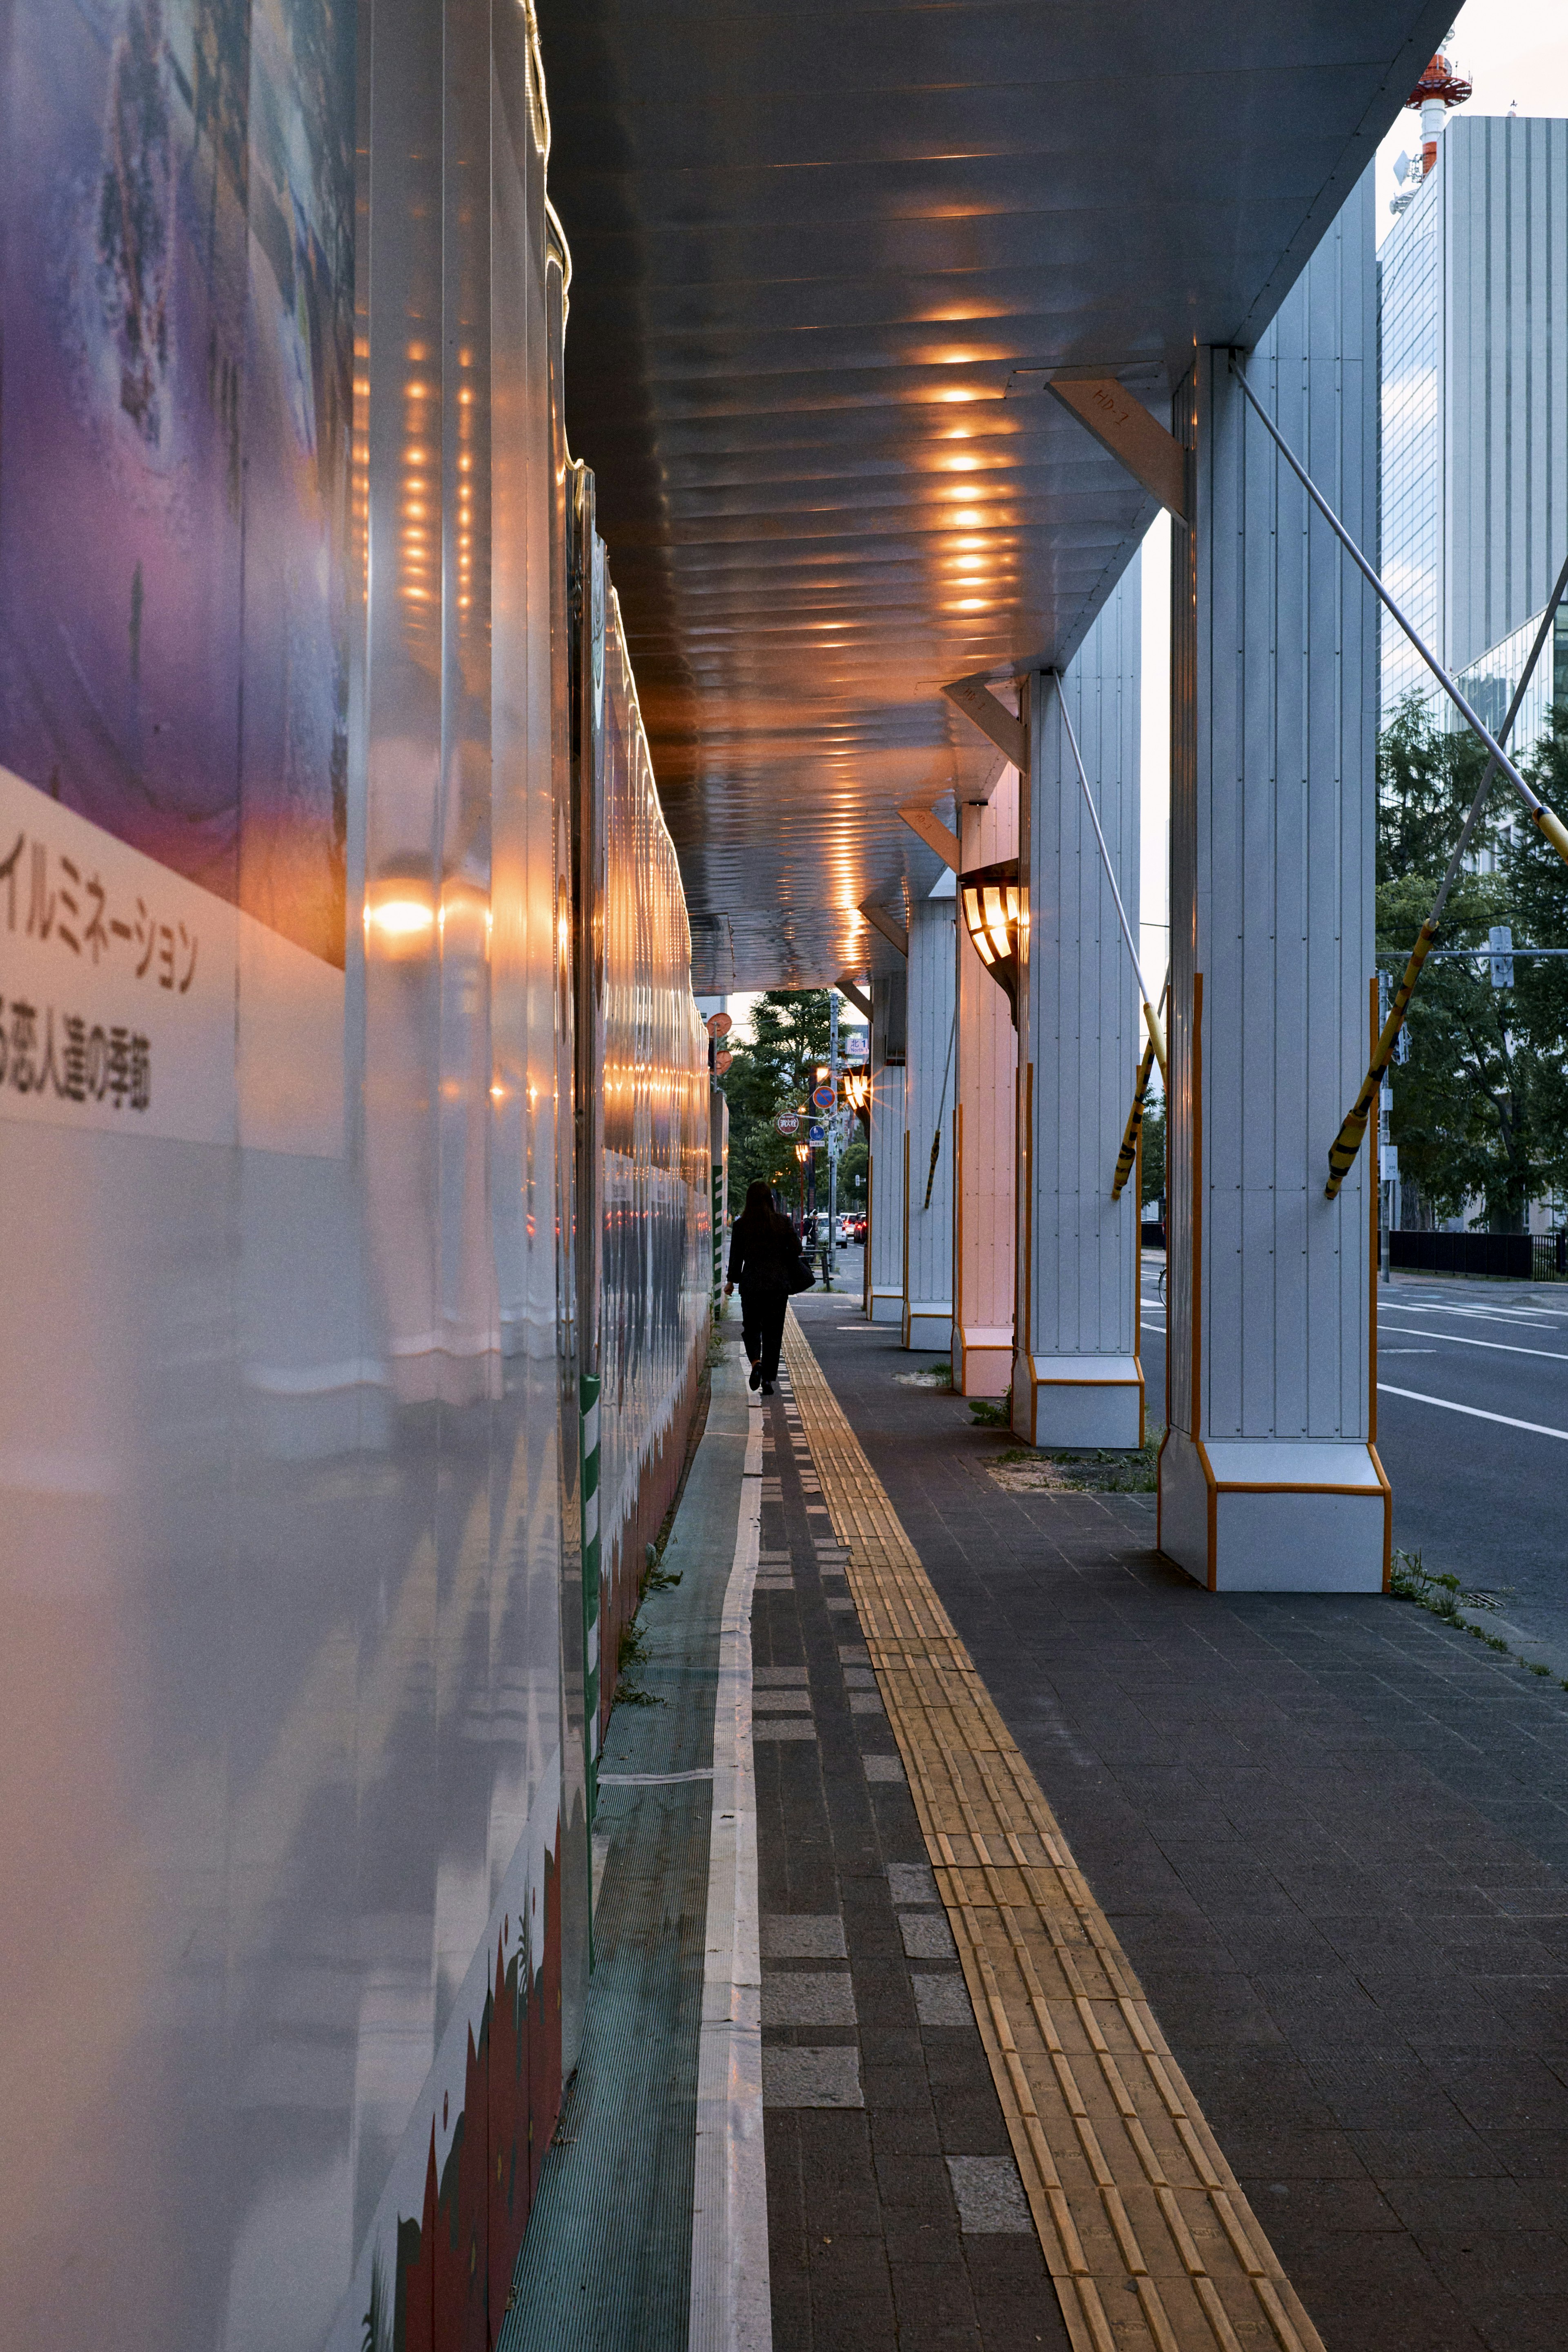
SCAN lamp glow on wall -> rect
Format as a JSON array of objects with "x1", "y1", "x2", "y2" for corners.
[
  {"x1": 364, "y1": 856, "x2": 437, "y2": 960},
  {"x1": 959, "y1": 858, "x2": 1024, "y2": 1025}
]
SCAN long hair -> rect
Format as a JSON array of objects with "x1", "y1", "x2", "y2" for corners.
[{"x1": 734, "y1": 1177, "x2": 792, "y2": 1241}]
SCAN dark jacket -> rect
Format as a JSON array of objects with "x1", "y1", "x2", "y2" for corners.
[{"x1": 727, "y1": 1210, "x2": 802, "y2": 1293}]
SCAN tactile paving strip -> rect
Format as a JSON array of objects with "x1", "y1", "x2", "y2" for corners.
[{"x1": 781, "y1": 1314, "x2": 1325, "y2": 2352}]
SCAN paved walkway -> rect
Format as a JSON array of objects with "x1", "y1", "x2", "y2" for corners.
[
  {"x1": 791, "y1": 1289, "x2": 1568, "y2": 2352},
  {"x1": 506, "y1": 1292, "x2": 1568, "y2": 2352}
]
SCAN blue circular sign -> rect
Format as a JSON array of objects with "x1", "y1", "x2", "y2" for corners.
[{"x1": 811, "y1": 1082, "x2": 835, "y2": 1110}]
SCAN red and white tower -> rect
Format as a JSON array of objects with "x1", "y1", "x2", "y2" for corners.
[{"x1": 1408, "y1": 51, "x2": 1473, "y2": 178}]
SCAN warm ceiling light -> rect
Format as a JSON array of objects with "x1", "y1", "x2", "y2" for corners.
[
  {"x1": 960, "y1": 860, "x2": 1024, "y2": 1026},
  {"x1": 958, "y1": 597, "x2": 987, "y2": 610}
]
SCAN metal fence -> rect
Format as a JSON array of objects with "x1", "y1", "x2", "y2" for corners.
[{"x1": 1388, "y1": 1230, "x2": 1568, "y2": 1282}]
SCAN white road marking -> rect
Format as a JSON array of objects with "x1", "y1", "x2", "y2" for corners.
[
  {"x1": 1379, "y1": 1319, "x2": 1568, "y2": 1365},
  {"x1": 1388, "y1": 1301, "x2": 1568, "y2": 1328},
  {"x1": 1377, "y1": 1384, "x2": 1568, "y2": 1442}
]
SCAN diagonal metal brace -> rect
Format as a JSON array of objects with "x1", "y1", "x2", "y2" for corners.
[
  {"x1": 1230, "y1": 355, "x2": 1568, "y2": 876},
  {"x1": 1323, "y1": 544, "x2": 1568, "y2": 1199},
  {"x1": 1111, "y1": 972, "x2": 1169, "y2": 1200},
  {"x1": 1052, "y1": 677, "x2": 1167, "y2": 1085},
  {"x1": 859, "y1": 898, "x2": 908, "y2": 958},
  {"x1": 1046, "y1": 377, "x2": 1190, "y2": 523},
  {"x1": 942, "y1": 676, "x2": 1026, "y2": 772}
]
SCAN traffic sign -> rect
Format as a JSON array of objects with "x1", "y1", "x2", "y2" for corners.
[
  {"x1": 811, "y1": 1082, "x2": 835, "y2": 1111},
  {"x1": 775, "y1": 1111, "x2": 800, "y2": 1134},
  {"x1": 714, "y1": 1049, "x2": 732, "y2": 1074},
  {"x1": 706, "y1": 1011, "x2": 732, "y2": 1039},
  {"x1": 808, "y1": 1123, "x2": 825, "y2": 1145}
]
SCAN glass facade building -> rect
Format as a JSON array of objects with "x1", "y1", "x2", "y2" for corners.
[{"x1": 1379, "y1": 115, "x2": 1568, "y2": 751}]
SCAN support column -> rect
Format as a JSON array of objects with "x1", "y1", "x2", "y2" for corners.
[
  {"x1": 902, "y1": 896, "x2": 956, "y2": 1350},
  {"x1": 953, "y1": 771, "x2": 1018, "y2": 1394},
  {"x1": 1163, "y1": 169, "x2": 1387, "y2": 1592},
  {"x1": 868, "y1": 972, "x2": 906, "y2": 1323},
  {"x1": 1014, "y1": 566, "x2": 1143, "y2": 1445}
]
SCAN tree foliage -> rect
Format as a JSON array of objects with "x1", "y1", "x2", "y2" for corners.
[
  {"x1": 717, "y1": 989, "x2": 867, "y2": 1212},
  {"x1": 1380, "y1": 699, "x2": 1568, "y2": 1229},
  {"x1": 1140, "y1": 1096, "x2": 1165, "y2": 1209}
]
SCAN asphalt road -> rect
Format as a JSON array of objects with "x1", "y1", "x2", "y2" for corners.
[
  {"x1": 1139, "y1": 1258, "x2": 1568, "y2": 1667},
  {"x1": 815, "y1": 1245, "x2": 1568, "y2": 1660}
]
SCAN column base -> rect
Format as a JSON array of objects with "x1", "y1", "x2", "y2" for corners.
[
  {"x1": 903, "y1": 1299, "x2": 952, "y2": 1352},
  {"x1": 1013, "y1": 1355, "x2": 1143, "y2": 1447},
  {"x1": 870, "y1": 1287, "x2": 904, "y2": 1326},
  {"x1": 1158, "y1": 1428, "x2": 1391, "y2": 1593},
  {"x1": 954, "y1": 1325, "x2": 1012, "y2": 1396}
]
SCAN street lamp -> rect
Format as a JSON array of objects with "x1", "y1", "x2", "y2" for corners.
[
  {"x1": 844, "y1": 1067, "x2": 871, "y2": 1129},
  {"x1": 959, "y1": 858, "x2": 1024, "y2": 1026}
]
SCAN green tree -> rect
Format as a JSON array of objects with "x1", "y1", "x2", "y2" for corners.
[
  {"x1": 1379, "y1": 699, "x2": 1568, "y2": 1229},
  {"x1": 1140, "y1": 1094, "x2": 1165, "y2": 1210},
  {"x1": 718, "y1": 989, "x2": 837, "y2": 1207},
  {"x1": 1503, "y1": 714, "x2": 1568, "y2": 1205}
]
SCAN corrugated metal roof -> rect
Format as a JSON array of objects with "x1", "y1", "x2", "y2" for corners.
[{"x1": 538, "y1": 1, "x2": 1453, "y2": 987}]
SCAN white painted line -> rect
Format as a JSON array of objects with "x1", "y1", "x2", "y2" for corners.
[
  {"x1": 1385, "y1": 1301, "x2": 1568, "y2": 1328},
  {"x1": 598, "y1": 1768, "x2": 715, "y2": 1786},
  {"x1": 1378, "y1": 1320, "x2": 1568, "y2": 1365},
  {"x1": 689, "y1": 1380, "x2": 771, "y2": 2352},
  {"x1": 1377, "y1": 1384, "x2": 1568, "y2": 1442}
]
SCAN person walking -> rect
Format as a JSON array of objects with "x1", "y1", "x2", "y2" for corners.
[{"x1": 724, "y1": 1179, "x2": 807, "y2": 1395}]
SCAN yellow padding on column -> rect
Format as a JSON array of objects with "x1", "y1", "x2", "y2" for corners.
[{"x1": 782, "y1": 1312, "x2": 1325, "y2": 2352}]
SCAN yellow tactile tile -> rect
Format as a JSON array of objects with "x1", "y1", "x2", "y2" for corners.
[{"x1": 781, "y1": 1314, "x2": 1324, "y2": 2352}]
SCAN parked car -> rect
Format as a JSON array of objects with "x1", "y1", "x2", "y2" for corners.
[{"x1": 853, "y1": 1216, "x2": 867, "y2": 1242}]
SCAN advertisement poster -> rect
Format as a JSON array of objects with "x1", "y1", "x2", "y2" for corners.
[{"x1": 0, "y1": 0, "x2": 357, "y2": 972}]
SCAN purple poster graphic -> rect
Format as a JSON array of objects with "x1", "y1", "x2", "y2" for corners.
[{"x1": 0, "y1": 0, "x2": 356, "y2": 967}]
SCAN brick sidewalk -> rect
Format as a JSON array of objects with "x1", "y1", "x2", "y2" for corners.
[
  {"x1": 752, "y1": 1349, "x2": 1062, "y2": 2352},
  {"x1": 792, "y1": 1293, "x2": 1568, "y2": 2352}
]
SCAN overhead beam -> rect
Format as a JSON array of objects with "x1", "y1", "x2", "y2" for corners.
[
  {"x1": 940, "y1": 677, "x2": 1026, "y2": 773},
  {"x1": 898, "y1": 805, "x2": 961, "y2": 872},
  {"x1": 858, "y1": 898, "x2": 909, "y2": 958},
  {"x1": 1045, "y1": 377, "x2": 1189, "y2": 524},
  {"x1": 835, "y1": 973, "x2": 873, "y2": 1020}
]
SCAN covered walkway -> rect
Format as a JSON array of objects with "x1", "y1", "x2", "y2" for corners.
[{"x1": 522, "y1": 1294, "x2": 1568, "y2": 2352}]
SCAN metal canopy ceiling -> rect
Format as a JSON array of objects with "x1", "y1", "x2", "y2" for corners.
[{"x1": 537, "y1": 1, "x2": 1452, "y2": 992}]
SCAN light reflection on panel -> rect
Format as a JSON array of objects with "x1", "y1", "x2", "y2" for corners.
[
  {"x1": 595, "y1": 593, "x2": 713, "y2": 1705},
  {"x1": 0, "y1": 6, "x2": 708, "y2": 2350}
]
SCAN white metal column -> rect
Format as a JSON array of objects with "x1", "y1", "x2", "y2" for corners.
[
  {"x1": 1014, "y1": 565, "x2": 1143, "y2": 1445},
  {"x1": 953, "y1": 770, "x2": 1018, "y2": 1395},
  {"x1": 1163, "y1": 169, "x2": 1387, "y2": 1592},
  {"x1": 902, "y1": 896, "x2": 956, "y2": 1351},
  {"x1": 868, "y1": 973, "x2": 906, "y2": 1323}
]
